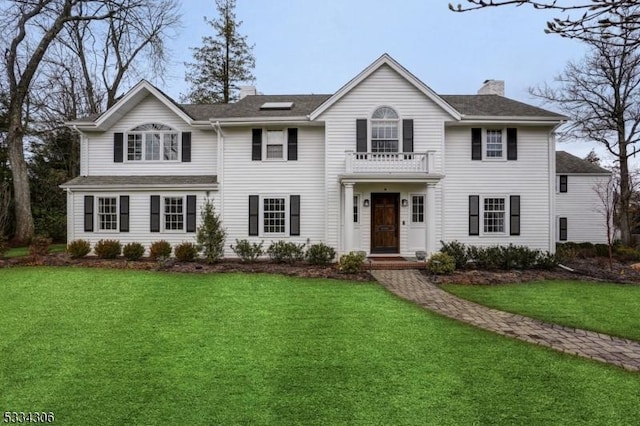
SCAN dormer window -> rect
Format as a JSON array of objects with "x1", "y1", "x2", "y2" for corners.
[
  {"x1": 371, "y1": 106, "x2": 399, "y2": 153},
  {"x1": 127, "y1": 123, "x2": 179, "y2": 162}
]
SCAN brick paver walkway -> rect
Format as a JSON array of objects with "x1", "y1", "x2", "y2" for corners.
[{"x1": 371, "y1": 269, "x2": 640, "y2": 372}]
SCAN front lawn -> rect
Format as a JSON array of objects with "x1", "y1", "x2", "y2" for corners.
[
  {"x1": 443, "y1": 280, "x2": 640, "y2": 341},
  {"x1": 4, "y1": 244, "x2": 66, "y2": 258},
  {"x1": 1, "y1": 268, "x2": 639, "y2": 425}
]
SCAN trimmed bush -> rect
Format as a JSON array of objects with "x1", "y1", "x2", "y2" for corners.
[
  {"x1": 175, "y1": 242, "x2": 198, "y2": 262},
  {"x1": 94, "y1": 239, "x2": 122, "y2": 259},
  {"x1": 594, "y1": 243, "x2": 610, "y2": 258},
  {"x1": 338, "y1": 251, "x2": 366, "y2": 274},
  {"x1": 577, "y1": 242, "x2": 596, "y2": 258},
  {"x1": 465, "y1": 244, "x2": 557, "y2": 271},
  {"x1": 196, "y1": 199, "x2": 226, "y2": 264},
  {"x1": 267, "y1": 241, "x2": 306, "y2": 264},
  {"x1": 613, "y1": 246, "x2": 640, "y2": 262},
  {"x1": 306, "y1": 242, "x2": 336, "y2": 265},
  {"x1": 535, "y1": 251, "x2": 559, "y2": 270},
  {"x1": 149, "y1": 240, "x2": 172, "y2": 260},
  {"x1": 230, "y1": 239, "x2": 264, "y2": 262},
  {"x1": 426, "y1": 252, "x2": 456, "y2": 275},
  {"x1": 29, "y1": 235, "x2": 52, "y2": 258},
  {"x1": 556, "y1": 243, "x2": 577, "y2": 261},
  {"x1": 122, "y1": 242, "x2": 145, "y2": 261},
  {"x1": 440, "y1": 240, "x2": 468, "y2": 269},
  {"x1": 67, "y1": 239, "x2": 91, "y2": 259}
]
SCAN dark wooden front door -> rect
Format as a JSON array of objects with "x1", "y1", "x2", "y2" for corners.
[{"x1": 371, "y1": 193, "x2": 400, "y2": 254}]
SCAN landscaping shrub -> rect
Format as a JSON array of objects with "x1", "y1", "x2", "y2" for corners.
[
  {"x1": 230, "y1": 239, "x2": 264, "y2": 262},
  {"x1": 465, "y1": 244, "x2": 557, "y2": 270},
  {"x1": 149, "y1": 240, "x2": 172, "y2": 260},
  {"x1": 267, "y1": 241, "x2": 306, "y2": 264},
  {"x1": 122, "y1": 242, "x2": 145, "y2": 261},
  {"x1": 29, "y1": 235, "x2": 52, "y2": 258},
  {"x1": 594, "y1": 243, "x2": 610, "y2": 258},
  {"x1": 66, "y1": 239, "x2": 91, "y2": 259},
  {"x1": 440, "y1": 240, "x2": 469, "y2": 269},
  {"x1": 338, "y1": 251, "x2": 366, "y2": 273},
  {"x1": 535, "y1": 251, "x2": 559, "y2": 270},
  {"x1": 175, "y1": 242, "x2": 198, "y2": 262},
  {"x1": 196, "y1": 199, "x2": 226, "y2": 263},
  {"x1": 577, "y1": 242, "x2": 596, "y2": 258},
  {"x1": 426, "y1": 252, "x2": 456, "y2": 275},
  {"x1": 556, "y1": 243, "x2": 577, "y2": 261},
  {"x1": 94, "y1": 239, "x2": 122, "y2": 259},
  {"x1": 306, "y1": 242, "x2": 336, "y2": 265},
  {"x1": 613, "y1": 246, "x2": 640, "y2": 262}
]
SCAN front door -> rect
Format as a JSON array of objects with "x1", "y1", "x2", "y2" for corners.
[{"x1": 371, "y1": 193, "x2": 400, "y2": 254}]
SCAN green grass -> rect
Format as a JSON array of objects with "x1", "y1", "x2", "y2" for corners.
[
  {"x1": 443, "y1": 280, "x2": 640, "y2": 342},
  {"x1": 5, "y1": 244, "x2": 66, "y2": 258},
  {"x1": 1, "y1": 268, "x2": 639, "y2": 425}
]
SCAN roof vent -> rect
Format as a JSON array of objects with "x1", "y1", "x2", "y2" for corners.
[
  {"x1": 478, "y1": 79, "x2": 505, "y2": 96},
  {"x1": 260, "y1": 102, "x2": 294, "y2": 110}
]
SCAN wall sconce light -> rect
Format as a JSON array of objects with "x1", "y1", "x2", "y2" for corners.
[
  {"x1": 401, "y1": 199, "x2": 409, "y2": 207},
  {"x1": 363, "y1": 199, "x2": 370, "y2": 207}
]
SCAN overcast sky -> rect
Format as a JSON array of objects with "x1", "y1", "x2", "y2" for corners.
[{"x1": 161, "y1": 0, "x2": 609, "y2": 163}]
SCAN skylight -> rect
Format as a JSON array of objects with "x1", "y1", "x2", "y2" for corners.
[{"x1": 260, "y1": 102, "x2": 294, "y2": 110}]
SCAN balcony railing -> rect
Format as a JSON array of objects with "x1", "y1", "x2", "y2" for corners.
[{"x1": 345, "y1": 151, "x2": 435, "y2": 174}]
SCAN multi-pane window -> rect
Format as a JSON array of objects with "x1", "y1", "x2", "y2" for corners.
[
  {"x1": 371, "y1": 106, "x2": 399, "y2": 153},
  {"x1": 164, "y1": 197, "x2": 184, "y2": 231},
  {"x1": 127, "y1": 123, "x2": 178, "y2": 161},
  {"x1": 263, "y1": 198, "x2": 286, "y2": 233},
  {"x1": 98, "y1": 197, "x2": 118, "y2": 230},
  {"x1": 412, "y1": 195, "x2": 425, "y2": 223},
  {"x1": 486, "y1": 130, "x2": 503, "y2": 158},
  {"x1": 353, "y1": 195, "x2": 359, "y2": 223},
  {"x1": 266, "y1": 130, "x2": 284, "y2": 159},
  {"x1": 483, "y1": 197, "x2": 505, "y2": 233}
]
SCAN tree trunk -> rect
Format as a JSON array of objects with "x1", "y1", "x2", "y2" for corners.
[{"x1": 6, "y1": 109, "x2": 34, "y2": 243}]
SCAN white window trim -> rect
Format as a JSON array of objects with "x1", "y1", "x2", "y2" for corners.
[
  {"x1": 259, "y1": 194, "x2": 289, "y2": 237},
  {"x1": 96, "y1": 195, "x2": 119, "y2": 233},
  {"x1": 482, "y1": 128, "x2": 507, "y2": 161},
  {"x1": 261, "y1": 129, "x2": 287, "y2": 162},
  {"x1": 125, "y1": 124, "x2": 180, "y2": 163},
  {"x1": 162, "y1": 195, "x2": 186, "y2": 233},
  {"x1": 410, "y1": 193, "x2": 425, "y2": 224},
  {"x1": 369, "y1": 106, "x2": 402, "y2": 153},
  {"x1": 480, "y1": 194, "x2": 509, "y2": 236}
]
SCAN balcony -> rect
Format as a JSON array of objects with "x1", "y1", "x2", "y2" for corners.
[{"x1": 345, "y1": 151, "x2": 435, "y2": 174}]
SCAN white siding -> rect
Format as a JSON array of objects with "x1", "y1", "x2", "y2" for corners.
[
  {"x1": 221, "y1": 126, "x2": 326, "y2": 257},
  {"x1": 84, "y1": 95, "x2": 217, "y2": 176},
  {"x1": 556, "y1": 174, "x2": 609, "y2": 243},
  {"x1": 317, "y1": 64, "x2": 452, "y2": 254},
  {"x1": 443, "y1": 126, "x2": 553, "y2": 251}
]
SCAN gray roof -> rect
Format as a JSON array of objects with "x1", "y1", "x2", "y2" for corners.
[
  {"x1": 441, "y1": 94, "x2": 565, "y2": 118},
  {"x1": 181, "y1": 94, "x2": 332, "y2": 120},
  {"x1": 61, "y1": 175, "x2": 218, "y2": 188},
  {"x1": 556, "y1": 151, "x2": 610, "y2": 174}
]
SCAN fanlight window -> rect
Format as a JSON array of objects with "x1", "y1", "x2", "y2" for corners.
[
  {"x1": 371, "y1": 106, "x2": 399, "y2": 153},
  {"x1": 127, "y1": 123, "x2": 178, "y2": 161}
]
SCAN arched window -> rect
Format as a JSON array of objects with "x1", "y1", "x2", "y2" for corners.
[
  {"x1": 371, "y1": 106, "x2": 399, "y2": 153},
  {"x1": 127, "y1": 123, "x2": 178, "y2": 161}
]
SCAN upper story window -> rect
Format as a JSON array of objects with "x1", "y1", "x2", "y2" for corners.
[
  {"x1": 127, "y1": 123, "x2": 179, "y2": 162},
  {"x1": 266, "y1": 130, "x2": 285, "y2": 160},
  {"x1": 371, "y1": 106, "x2": 399, "y2": 153},
  {"x1": 485, "y1": 129, "x2": 504, "y2": 158}
]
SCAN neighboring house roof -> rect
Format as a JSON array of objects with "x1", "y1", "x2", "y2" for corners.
[
  {"x1": 556, "y1": 151, "x2": 610, "y2": 174},
  {"x1": 442, "y1": 95, "x2": 565, "y2": 119},
  {"x1": 61, "y1": 175, "x2": 218, "y2": 189}
]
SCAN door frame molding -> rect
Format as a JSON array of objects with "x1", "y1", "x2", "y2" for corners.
[{"x1": 370, "y1": 192, "x2": 400, "y2": 254}]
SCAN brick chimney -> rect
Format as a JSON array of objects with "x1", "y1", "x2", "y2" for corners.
[
  {"x1": 477, "y1": 80, "x2": 505, "y2": 96},
  {"x1": 239, "y1": 86, "x2": 257, "y2": 99}
]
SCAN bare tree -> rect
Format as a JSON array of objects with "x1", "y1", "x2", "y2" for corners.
[
  {"x1": 594, "y1": 176, "x2": 618, "y2": 270},
  {"x1": 449, "y1": 1, "x2": 640, "y2": 46}
]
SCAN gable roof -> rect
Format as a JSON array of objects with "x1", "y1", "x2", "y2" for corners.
[
  {"x1": 442, "y1": 95, "x2": 565, "y2": 119},
  {"x1": 556, "y1": 151, "x2": 610, "y2": 174},
  {"x1": 309, "y1": 53, "x2": 462, "y2": 120}
]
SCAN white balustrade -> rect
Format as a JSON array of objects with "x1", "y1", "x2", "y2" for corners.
[{"x1": 345, "y1": 151, "x2": 434, "y2": 174}]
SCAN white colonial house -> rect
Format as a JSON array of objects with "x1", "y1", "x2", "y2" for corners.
[{"x1": 62, "y1": 54, "x2": 605, "y2": 257}]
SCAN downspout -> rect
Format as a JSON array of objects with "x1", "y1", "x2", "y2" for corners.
[
  {"x1": 548, "y1": 122, "x2": 564, "y2": 254},
  {"x1": 212, "y1": 121, "x2": 225, "y2": 218}
]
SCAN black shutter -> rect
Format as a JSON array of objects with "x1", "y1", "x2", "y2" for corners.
[
  {"x1": 356, "y1": 119, "x2": 367, "y2": 153},
  {"x1": 150, "y1": 195, "x2": 160, "y2": 232},
  {"x1": 290, "y1": 195, "x2": 300, "y2": 236},
  {"x1": 469, "y1": 195, "x2": 480, "y2": 236},
  {"x1": 510, "y1": 195, "x2": 520, "y2": 236},
  {"x1": 402, "y1": 119, "x2": 414, "y2": 153},
  {"x1": 248, "y1": 195, "x2": 259, "y2": 236},
  {"x1": 186, "y1": 195, "x2": 197, "y2": 233},
  {"x1": 114, "y1": 133, "x2": 124, "y2": 163},
  {"x1": 559, "y1": 217, "x2": 568, "y2": 241},
  {"x1": 181, "y1": 132, "x2": 191, "y2": 162},
  {"x1": 287, "y1": 128, "x2": 298, "y2": 161},
  {"x1": 84, "y1": 195, "x2": 94, "y2": 232},
  {"x1": 252, "y1": 129, "x2": 262, "y2": 160},
  {"x1": 471, "y1": 128, "x2": 482, "y2": 160},
  {"x1": 559, "y1": 175, "x2": 568, "y2": 193},
  {"x1": 119, "y1": 196, "x2": 129, "y2": 232},
  {"x1": 507, "y1": 128, "x2": 517, "y2": 160}
]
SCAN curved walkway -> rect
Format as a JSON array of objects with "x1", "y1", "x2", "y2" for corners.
[{"x1": 371, "y1": 269, "x2": 640, "y2": 372}]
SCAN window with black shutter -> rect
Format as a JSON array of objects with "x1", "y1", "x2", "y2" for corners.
[{"x1": 559, "y1": 175, "x2": 568, "y2": 193}]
